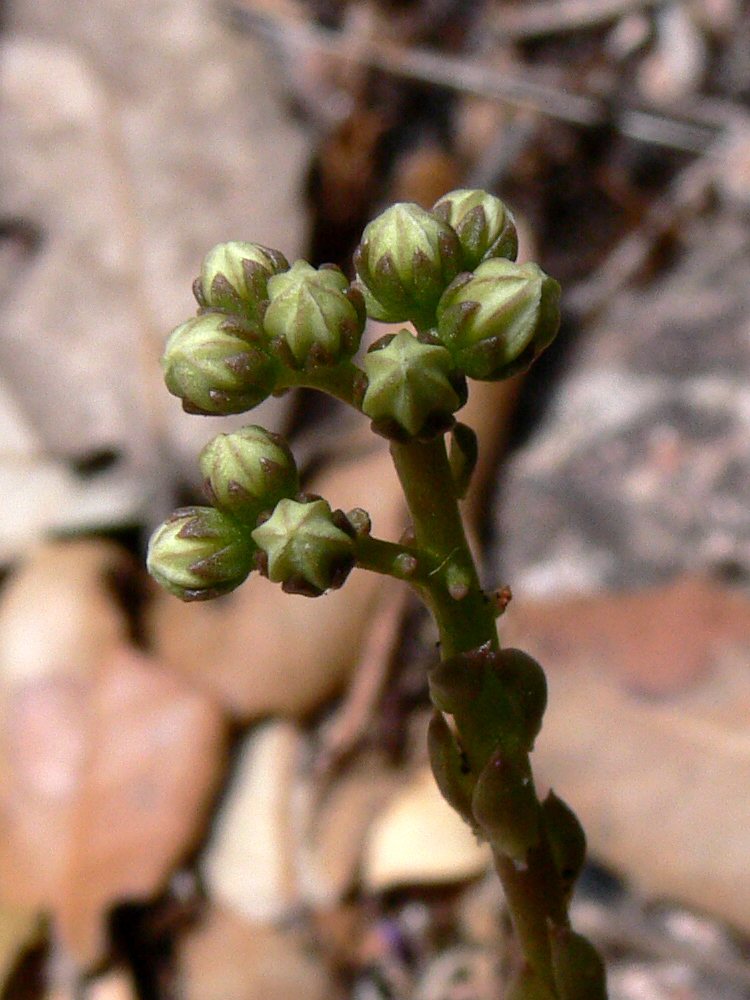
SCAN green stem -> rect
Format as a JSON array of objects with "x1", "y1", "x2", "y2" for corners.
[
  {"x1": 277, "y1": 360, "x2": 366, "y2": 410},
  {"x1": 389, "y1": 437, "x2": 496, "y2": 658},
  {"x1": 354, "y1": 534, "x2": 432, "y2": 585},
  {"x1": 389, "y1": 432, "x2": 568, "y2": 994}
]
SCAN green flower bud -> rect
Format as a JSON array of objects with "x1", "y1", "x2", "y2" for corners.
[
  {"x1": 472, "y1": 749, "x2": 540, "y2": 860},
  {"x1": 263, "y1": 261, "x2": 365, "y2": 368},
  {"x1": 429, "y1": 644, "x2": 545, "y2": 755},
  {"x1": 436, "y1": 258, "x2": 561, "y2": 381},
  {"x1": 353, "y1": 202, "x2": 462, "y2": 329},
  {"x1": 162, "y1": 313, "x2": 277, "y2": 415},
  {"x1": 199, "y1": 425, "x2": 298, "y2": 526},
  {"x1": 251, "y1": 497, "x2": 355, "y2": 596},
  {"x1": 362, "y1": 329, "x2": 466, "y2": 439},
  {"x1": 428, "y1": 645, "x2": 485, "y2": 716},
  {"x1": 194, "y1": 241, "x2": 289, "y2": 320},
  {"x1": 147, "y1": 506, "x2": 255, "y2": 601},
  {"x1": 542, "y1": 791, "x2": 586, "y2": 902},
  {"x1": 432, "y1": 189, "x2": 518, "y2": 271},
  {"x1": 549, "y1": 926, "x2": 607, "y2": 1000},
  {"x1": 427, "y1": 711, "x2": 476, "y2": 829},
  {"x1": 494, "y1": 648, "x2": 548, "y2": 751}
]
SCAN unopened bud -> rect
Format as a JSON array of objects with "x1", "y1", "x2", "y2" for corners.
[
  {"x1": 432, "y1": 189, "x2": 518, "y2": 271},
  {"x1": 362, "y1": 329, "x2": 465, "y2": 439},
  {"x1": 162, "y1": 313, "x2": 277, "y2": 415},
  {"x1": 427, "y1": 711, "x2": 475, "y2": 829},
  {"x1": 549, "y1": 926, "x2": 607, "y2": 1000},
  {"x1": 472, "y1": 749, "x2": 540, "y2": 860},
  {"x1": 252, "y1": 497, "x2": 355, "y2": 596},
  {"x1": 194, "y1": 241, "x2": 288, "y2": 320},
  {"x1": 495, "y1": 648, "x2": 548, "y2": 750},
  {"x1": 542, "y1": 791, "x2": 586, "y2": 902},
  {"x1": 436, "y1": 259, "x2": 560, "y2": 381},
  {"x1": 147, "y1": 506, "x2": 255, "y2": 601},
  {"x1": 199, "y1": 425, "x2": 298, "y2": 527},
  {"x1": 263, "y1": 261, "x2": 365, "y2": 368},
  {"x1": 354, "y1": 202, "x2": 462, "y2": 329}
]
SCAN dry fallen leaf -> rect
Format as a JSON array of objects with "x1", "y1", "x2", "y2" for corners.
[
  {"x1": 362, "y1": 766, "x2": 491, "y2": 893},
  {"x1": 203, "y1": 720, "x2": 403, "y2": 921},
  {"x1": 0, "y1": 540, "x2": 227, "y2": 970},
  {"x1": 297, "y1": 749, "x2": 401, "y2": 907},
  {"x1": 502, "y1": 574, "x2": 750, "y2": 695},
  {"x1": 180, "y1": 904, "x2": 333, "y2": 1000},
  {"x1": 86, "y1": 970, "x2": 138, "y2": 1000},
  {"x1": 0, "y1": 904, "x2": 42, "y2": 995},
  {"x1": 202, "y1": 720, "x2": 305, "y2": 924},
  {"x1": 531, "y1": 647, "x2": 750, "y2": 934}
]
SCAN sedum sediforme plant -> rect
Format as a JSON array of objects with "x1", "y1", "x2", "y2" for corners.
[{"x1": 148, "y1": 189, "x2": 607, "y2": 1000}]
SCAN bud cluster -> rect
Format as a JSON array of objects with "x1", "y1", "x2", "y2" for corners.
[
  {"x1": 151, "y1": 188, "x2": 562, "y2": 601},
  {"x1": 145, "y1": 191, "x2": 600, "y2": 994},
  {"x1": 162, "y1": 241, "x2": 366, "y2": 418},
  {"x1": 147, "y1": 420, "x2": 364, "y2": 601},
  {"x1": 354, "y1": 189, "x2": 560, "y2": 384}
]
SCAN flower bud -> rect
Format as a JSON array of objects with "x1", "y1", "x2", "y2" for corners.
[
  {"x1": 353, "y1": 202, "x2": 462, "y2": 329},
  {"x1": 162, "y1": 313, "x2": 277, "y2": 415},
  {"x1": 147, "y1": 506, "x2": 255, "y2": 601},
  {"x1": 432, "y1": 189, "x2": 518, "y2": 271},
  {"x1": 263, "y1": 261, "x2": 365, "y2": 368},
  {"x1": 472, "y1": 749, "x2": 540, "y2": 860},
  {"x1": 436, "y1": 259, "x2": 561, "y2": 381},
  {"x1": 362, "y1": 329, "x2": 466, "y2": 439},
  {"x1": 252, "y1": 497, "x2": 355, "y2": 596},
  {"x1": 542, "y1": 791, "x2": 586, "y2": 902},
  {"x1": 427, "y1": 711, "x2": 475, "y2": 829},
  {"x1": 549, "y1": 926, "x2": 607, "y2": 1000},
  {"x1": 494, "y1": 648, "x2": 547, "y2": 750},
  {"x1": 199, "y1": 425, "x2": 298, "y2": 526},
  {"x1": 194, "y1": 241, "x2": 289, "y2": 320},
  {"x1": 428, "y1": 645, "x2": 485, "y2": 715}
]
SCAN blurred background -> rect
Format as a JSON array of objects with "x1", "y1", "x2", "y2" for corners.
[{"x1": 2, "y1": 0, "x2": 750, "y2": 998}]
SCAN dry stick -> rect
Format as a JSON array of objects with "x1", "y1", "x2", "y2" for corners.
[
  {"x1": 565, "y1": 153, "x2": 721, "y2": 320},
  {"x1": 229, "y1": 0, "x2": 720, "y2": 154},
  {"x1": 489, "y1": 0, "x2": 663, "y2": 40},
  {"x1": 316, "y1": 579, "x2": 412, "y2": 776}
]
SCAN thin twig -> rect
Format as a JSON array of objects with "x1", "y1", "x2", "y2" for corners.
[
  {"x1": 226, "y1": 0, "x2": 721, "y2": 154},
  {"x1": 490, "y1": 0, "x2": 663, "y2": 40}
]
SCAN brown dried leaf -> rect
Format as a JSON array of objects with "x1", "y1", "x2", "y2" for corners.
[
  {"x1": 0, "y1": 541, "x2": 226, "y2": 969},
  {"x1": 362, "y1": 767, "x2": 491, "y2": 893},
  {"x1": 202, "y1": 721, "x2": 305, "y2": 923},
  {"x1": 180, "y1": 904, "x2": 333, "y2": 1000},
  {"x1": 503, "y1": 575, "x2": 750, "y2": 694},
  {"x1": 0, "y1": 904, "x2": 42, "y2": 995},
  {"x1": 525, "y1": 617, "x2": 750, "y2": 933}
]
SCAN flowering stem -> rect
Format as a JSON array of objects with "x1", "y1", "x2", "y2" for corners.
[
  {"x1": 353, "y1": 534, "x2": 431, "y2": 584},
  {"x1": 276, "y1": 360, "x2": 366, "y2": 410},
  {"x1": 389, "y1": 436, "x2": 496, "y2": 659},
  {"x1": 389, "y1": 432, "x2": 569, "y2": 995}
]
